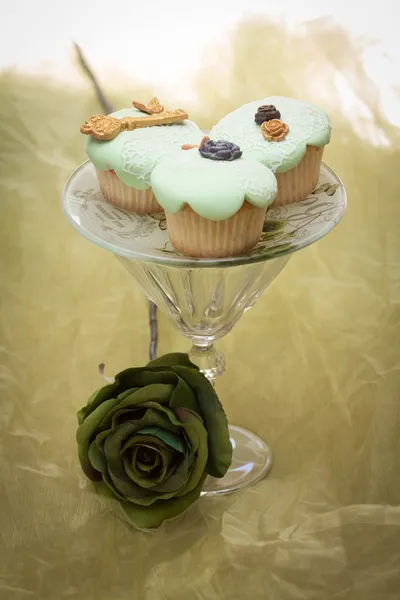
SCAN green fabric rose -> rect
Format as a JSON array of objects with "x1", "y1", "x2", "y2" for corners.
[{"x1": 76, "y1": 353, "x2": 232, "y2": 528}]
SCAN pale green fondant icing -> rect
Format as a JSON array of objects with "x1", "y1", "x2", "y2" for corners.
[
  {"x1": 86, "y1": 107, "x2": 203, "y2": 190},
  {"x1": 150, "y1": 149, "x2": 277, "y2": 220},
  {"x1": 210, "y1": 96, "x2": 331, "y2": 173}
]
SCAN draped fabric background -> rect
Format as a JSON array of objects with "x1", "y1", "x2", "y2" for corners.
[{"x1": 1, "y1": 11, "x2": 400, "y2": 600}]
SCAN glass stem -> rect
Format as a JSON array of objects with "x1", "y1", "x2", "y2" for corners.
[{"x1": 188, "y1": 341, "x2": 225, "y2": 386}]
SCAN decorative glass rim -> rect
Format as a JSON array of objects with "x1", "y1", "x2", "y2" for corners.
[{"x1": 62, "y1": 160, "x2": 346, "y2": 269}]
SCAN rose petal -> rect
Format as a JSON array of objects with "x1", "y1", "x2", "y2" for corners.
[
  {"x1": 149, "y1": 451, "x2": 191, "y2": 493},
  {"x1": 77, "y1": 362, "x2": 193, "y2": 425},
  {"x1": 88, "y1": 440, "x2": 108, "y2": 477},
  {"x1": 87, "y1": 437, "x2": 147, "y2": 502},
  {"x1": 93, "y1": 474, "x2": 207, "y2": 529},
  {"x1": 103, "y1": 425, "x2": 167, "y2": 473},
  {"x1": 170, "y1": 367, "x2": 232, "y2": 478},
  {"x1": 77, "y1": 388, "x2": 102, "y2": 425},
  {"x1": 109, "y1": 406, "x2": 148, "y2": 428},
  {"x1": 115, "y1": 407, "x2": 181, "y2": 445},
  {"x1": 135, "y1": 370, "x2": 201, "y2": 416},
  {"x1": 88, "y1": 439, "x2": 154, "y2": 501},
  {"x1": 119, "y1": 370, "x2": 177, "y2": 393},
  {"x1": 106, "y1": 466, "x2": 158, "y2": 505},
  {"x1": 133, "y1": 446, "x2": 162, "y2": 473},
  {"x1": 117, "y1": 383, "x2": 174, "y2": 407},
  {"x1": 138, "y1": 404, "x2": 203, "y2": 456},
  {"x1": 111, "y1": 423, "x2": 201, "y2": 503},
  {"x1": 170, "y1": 408, "x2": 208, "y2": 496},
  {"x1": 94, "y1": 428, "x2": 110, "y2": 450},
  {"x1": 168, "y1": 376, "x2": 200, "y2": 415},
  {"x1": 134, "y1": 445, "x2": 159, "y2": 469},
  {"x1": 146, "y1": 353, "x2": 197, "y2": 369},
  {"x1": 88, "y1": 383, "x2": 176, "y2": 431},
  {"x1": 77, "y1": 384, "x2": 118, "y2": 424},
  {"x1": 125, "y1": 434, "x2": 190, "y2": 493},
  {"x1": 123, "y1": 443, "x2": 176, "y2": 488},
  {"x1": 136, "y1": 427, "x2": 185, "y2": 454},
  {"x1": 125, "y1": 443, "x2": 171, "y2": 485},
  {"x1": 132, "y1": 406, "x2": 207, "y2": 497},
  {"x1": 104, "y1": 429, "x2": 182, "y2": 504},
  {"x1": 89, "y1": 426, "x2": 154, "y2": 503},
  {"x1": 115, "y1": 387, "x2": 141, "y2": 402},
  {"x1": 76, "y1": 397, "x2": 121, "y2": 479}
]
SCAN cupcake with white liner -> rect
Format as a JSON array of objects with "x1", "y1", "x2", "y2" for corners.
[
  {"x1": 210, "y1": 96, "x2": 331, "y2": 206},
  {"x1": 150, "y1": 137, "x2": 277, "y2": 258},
  {"x1": 81, "y1": 97, "x2": 203, "y2": 213}
]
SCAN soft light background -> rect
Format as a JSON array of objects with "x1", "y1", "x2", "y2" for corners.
[{"x1": 1, "y1": 1, "x2": 400, "y2": 598}]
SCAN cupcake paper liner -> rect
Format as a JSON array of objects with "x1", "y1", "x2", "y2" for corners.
[
  {"x1": 96, "y1": 169, "x2": 162, "y2": 214},
  {"x1": 166, "y1": 202, "x2": 266, "y2": 258},
  {"x1": 274, "y1": 145, "x2": 324, "y2": 206}
]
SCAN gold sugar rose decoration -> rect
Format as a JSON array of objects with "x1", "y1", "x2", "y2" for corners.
[
  {"x1": 261, "y1": 118, "x2": 289, "y2": 142},
  {"x1": 81, "y1": 98, "x2": 188, "y2": 141}
]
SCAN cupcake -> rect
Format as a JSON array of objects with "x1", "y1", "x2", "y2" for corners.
[
  {"x1": 80, "y1": 97, "x2": 203, "y2": 213},
  {"x1": 210, "y1": 96, "x2": 331, "y2": 206},
  {"x1": 150, "y1": 138, "x2": 277, "y2": 258}
]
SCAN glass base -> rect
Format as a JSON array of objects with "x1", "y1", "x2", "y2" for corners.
[{"x1": 201, "y1": 425, "x2": 273, "y2": 496}]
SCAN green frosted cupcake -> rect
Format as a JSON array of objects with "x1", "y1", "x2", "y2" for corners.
[
  {"x1": 150, "y1": 139, "x2": 277, "y2": 258},
  {"x1": 211, "y1": 96, "x2": 331, "y2": 206},
  {"x1": 81, "y1": 98, "x2": 203, "y2": 213}
]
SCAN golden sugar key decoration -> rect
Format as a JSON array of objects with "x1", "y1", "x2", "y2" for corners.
[
  {"x1": 122, "y1": 109, "x2": 188, "y2": 131},
  {"x1": 80, "y1": 114, "x2": 104, "y2": 135},
  {"x1": 80, "y1": 115, "x2": 125, "y2": 141},
  {"x1": 81, "y1": 109, "x2": 188, "y2": 140},
  {"x1": 133, "y1": 96, "x2": 165, "y2": 114}
]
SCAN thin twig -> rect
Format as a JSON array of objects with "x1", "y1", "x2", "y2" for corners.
[
  {"x1": 73, "y1": 42, "x2": 159, "y2": 360},
  {"x1": 73, "y1": 43, "x2": 114, "y2": 114},
  {"x1": 149, "y1": 303, "x2": 158, "y2": 361}
]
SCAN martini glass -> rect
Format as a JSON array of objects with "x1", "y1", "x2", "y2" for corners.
[{"x1": 63, "y1": 161, "x2": 346, "y2": 495}]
